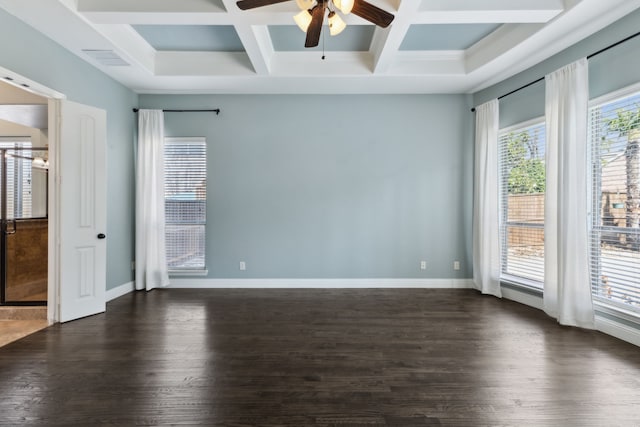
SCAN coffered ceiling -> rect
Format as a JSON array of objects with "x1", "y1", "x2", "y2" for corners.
[{"x1": 1, "y1": 0, "x2": 639, "y2": 94}]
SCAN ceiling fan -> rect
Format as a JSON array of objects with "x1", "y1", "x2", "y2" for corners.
[{"x1": 236, "y1": 0, "x2": 395, "y2": 48}]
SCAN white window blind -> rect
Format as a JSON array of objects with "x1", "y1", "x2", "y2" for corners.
[
  {"x1": 498, "y1": 121, "x2": 546, "y2": 286},
  {"x1": 164, "y1": 137, "x2": 207, "y2": 271},
  {"x1": 589, "y1": 90, "x2": 640, "y2": 312},
  {"x1": 0, "y1": 138, "x2": 35, "y2": 219}
]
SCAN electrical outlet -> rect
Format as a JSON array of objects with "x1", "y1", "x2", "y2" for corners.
[
  {"x1": 239, "y1": 261, "x2": 246, "y2": 271},
  {"x1": 420, "y1": 261, "x2": 427, "y2": 270},
  {"x1": 453, "y1": 261, "x2": 460, "y2": 271}
]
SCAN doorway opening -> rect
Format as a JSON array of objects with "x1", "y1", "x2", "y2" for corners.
[
  {"x1": 0, "y1": 66, "x2": 106, "y2": 326},
  {"x1": 0, "y1": 140, "x2": 48, "y2": 305},
  {"x1": 0, "y1": 71, "x2": 57, "y2": 328}
]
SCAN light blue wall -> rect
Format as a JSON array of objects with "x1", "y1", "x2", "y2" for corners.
[
  {"x1": 474, "y1": 9, "x2": 640, "y2": 128},
  {"x1": 140, "y1": 94, "x2": 474, "y2": 279},
  {"x1": 0, "y1": 8, "x2": 138, "y2": 290}
]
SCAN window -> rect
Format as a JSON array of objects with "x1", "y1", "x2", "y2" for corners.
[
  {"x1": 498, "y1": 120, "x2": 546, "y2": 286},
  {"x1": 0, "y1": 138, "x2": 47, "y2": 219},
  {"x1": 589, "y1": 89, "x2": 640, "y2": 312},
  {"x1": 164, "y1": 137, "x2": 207, "y2": 271}
]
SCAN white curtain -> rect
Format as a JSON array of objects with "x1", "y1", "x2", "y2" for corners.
[
  {"x1": 544, "y1": 58, "x2": 594, "y2": 328},
  {"x1": 135, "y1": 110, "x2": 170, "y2": 291},
  {"x1": 473, "y1": 99, "x2": 502, "y2": 298}
]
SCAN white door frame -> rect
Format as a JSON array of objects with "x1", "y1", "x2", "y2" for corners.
[
  {"x1": 47, "y1": 98, "x2": 62, "y2": 324},
  {"x1": 0, "y1": 66, "x2": 66, "y2": 324}
]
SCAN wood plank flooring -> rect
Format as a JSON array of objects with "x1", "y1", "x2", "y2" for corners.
[{"x1": 0, "y1": 289, "x2": 639, "y2": 426}]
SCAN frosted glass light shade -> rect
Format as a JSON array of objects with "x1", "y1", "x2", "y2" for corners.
[
  {"x1": 295, "y1": 0, "x2": 315, "y2": 10},
  {"x1": 339, "y1": 0, "x2": 354, "y2": 14},
  {"x1": 328, "y1": 12, "x2": 346, "y2": 36},
  {"x1": 293, "y1": 10, "x2": 312, "y2": 32}
]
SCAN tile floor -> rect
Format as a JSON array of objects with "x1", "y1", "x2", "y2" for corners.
[
  {"x1": 0, "y1": 319, "x2": 49, "y2": 347},
  {"x1": 0, "y1": 306, "x2": 48, "y2": 347}
]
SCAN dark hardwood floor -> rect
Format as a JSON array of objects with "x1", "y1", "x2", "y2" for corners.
[{"x1": 1, "y1": 289, "x2": 639, "y2": 426}]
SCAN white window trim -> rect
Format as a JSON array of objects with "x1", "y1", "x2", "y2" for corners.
[
  {"x1": 165, "y1": 136, "x2": 206, "y2": 145},
  {"x1": 499, "y1": 116, "x2": 545, "y2": 134},
  {"x1": 588, "y1": 83, "x2": 640, "y2": 320},
  {"x1": 169, "y1": 269, "x2": 209, "y2": 277},
  {"x1": 164, "y1": 136, "x2": 207, "y2": 272},
  {"x1": 589, "y1": 80, "x2": 640, "y2": 107},
  {"x1": 498, "y1": 117, "x2": 546, "y2": 288}
]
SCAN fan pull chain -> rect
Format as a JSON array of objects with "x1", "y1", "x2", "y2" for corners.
[{"x1": 322, "y1": 20, "x2": 326, "y2": 60}]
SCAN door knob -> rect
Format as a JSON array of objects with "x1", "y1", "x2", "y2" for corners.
[{"x1": 97, "y1": 233, "x2": 106, "y2": 239}]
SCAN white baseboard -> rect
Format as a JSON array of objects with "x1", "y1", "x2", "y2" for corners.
[
  {"x1": 167, "y1": 278, "x2": 474, "y2": 289},
  {"x1": 106, "y1": 281, "x2": 135, "y2": 302},
  {"x1": 595, "y1": 316, "x2": 640, "y2": 347}
]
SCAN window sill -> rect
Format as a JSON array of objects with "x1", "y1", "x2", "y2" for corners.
[
  {"x1": 500, "y1": 274, "x2": 543, "y2": 296},
  {"x1": 594, "y1": 299, "x2": 640, "y2": 324},
  {"x1": 169, "y1": 269, "x2": 208, "y2": 277}
]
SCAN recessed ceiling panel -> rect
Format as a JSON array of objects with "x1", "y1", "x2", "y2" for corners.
[
  {"x1": 133, "y1": 25, "x2": 245, "y2": 52},
  {"x1": 269, "y1": 25, "x2": 375, "y2": 52},
  {"x1": 400, "y1": 24, "x2": 501, "y2": 51}
]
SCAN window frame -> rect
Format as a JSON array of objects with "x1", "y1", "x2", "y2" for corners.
[
  {"x1": 588, "y1": 82, "x2": 640, "y2": 316},
  {"x1": 0, "y1": 137, "x2": 46, "y2": 220},
  {"x1": 498, "y1": 117, "x2": 546, "y2": 289},
  {"x1": 164, "y1": 136, "x2": 208, "y2": 276}
]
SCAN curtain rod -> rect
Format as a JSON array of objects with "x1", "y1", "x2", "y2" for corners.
[
  {"x1": 133, "y1": 108, "x2": 220, "y2": 115},
  {"x1": 471, "y1": 29, "x2": 640, "y2": 112}
]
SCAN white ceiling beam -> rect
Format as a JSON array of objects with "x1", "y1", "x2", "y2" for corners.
[
  {"x1": 155, "y1": 52, "x2": 256, "y2": 76},
  {"x1": 76, "y1": 0, "x2": 563, "y2": 26},
  {"x1": 417, "y1": 0, "x2": 564, "y2": 23},
  {"x1": 370, "y1": 0, "x2": 421, "y2": 74},
  {"x1": 79, "y1": 12, "x2": 232, "y2": 25},
  {"x1": 465, "y1": 24, "x2": 543, "y2": 74},
  {"x1": 79, "y1": 11, "x2": 379, "y2": 26},
  {"x1": 270, "y1": 52, "x2": 374, "y2": 76},
  {"x1": 220, "y1": 0, "x2": 272, "y2": 75},
  {"x1": 77, "y1": 0, "x2": 226, "y2": 14},
  {"x1": 128, "y1": 74, "x2": 471, "y2": 95},
  {"x1": 232, "y1": 25, "x2": 274, "y2": 75},
  {"x1": 77, "y1": 0, "x2": 228, "y2": 24},
  {"x1": 388, "y1": 51, "x2": 465, "y2": 75}
]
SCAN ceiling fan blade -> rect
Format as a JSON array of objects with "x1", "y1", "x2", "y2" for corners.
[
  {"x1": 305, "y1": 5, "x2": 325, "y2": 48},
  {"x1": 351, "y1": 0, "x2": 394, "y2": 28},
  {"x1": 236, "y1": 0, "x2": 291, "y2": 10}
]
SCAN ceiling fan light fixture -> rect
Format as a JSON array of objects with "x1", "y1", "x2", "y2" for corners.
[
  {"x1": 295, "y1": 0, "x2": 315, "y2": 10},
  {"x1": 328, "y1": 11, "x2": 346, "y2": 36},
  {"x1": 293, "y1": 9, "x2": 313, "y2": 32},
  {"x1": 236, "y1": 0, "x2": 394, "y2": 48},
  {"x1": 337, "y1": 0, "x2": 353, "y2": 14}
]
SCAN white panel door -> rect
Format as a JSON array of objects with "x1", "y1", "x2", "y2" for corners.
[{"x1": 58, "y1": 100, "x2": 107, "y2": 322}]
